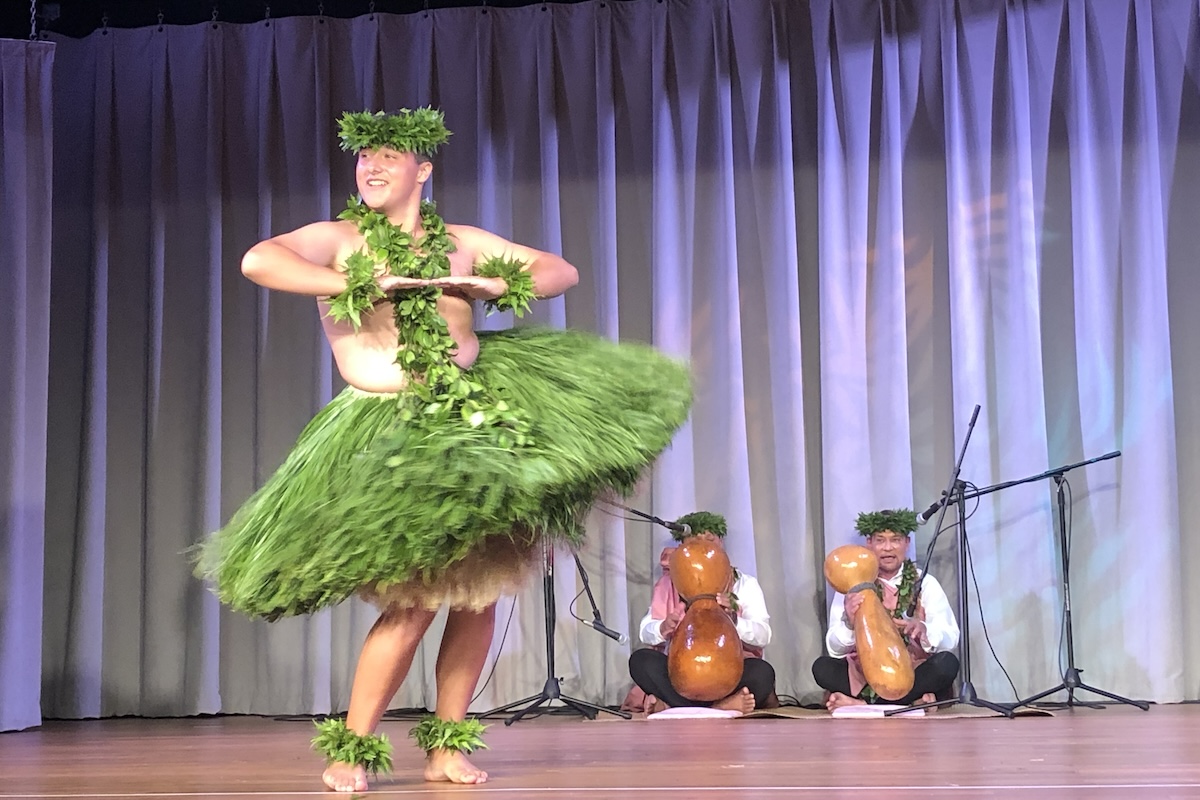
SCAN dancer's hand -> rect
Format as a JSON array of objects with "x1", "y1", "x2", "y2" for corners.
[
  {"x1": 428, "y1": 275, "x2": 508, "y2": 300},
  {"x1": 378, "y1": 275, "x2": 431, "y2": 293}
]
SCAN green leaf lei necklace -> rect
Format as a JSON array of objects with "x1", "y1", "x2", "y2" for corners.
[
  {"x1": 891, "y1": 559, "x2": 919, "y2": 625},
  {"x1": 328, "y1": 195, "x2": 535, "y2": 445}
]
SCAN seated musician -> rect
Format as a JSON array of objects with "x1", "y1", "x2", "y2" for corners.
[
  {"x1": 813, "y1": 508, "x2": 961, "y2": 711},
  {"x1": 625, "y1": 511, "x2": 775, "y2": 715}
]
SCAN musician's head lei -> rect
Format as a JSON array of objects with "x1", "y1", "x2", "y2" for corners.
[
  {"x1": 671, "y1": 511, "x2": 727, "y2": 542},
  {"x1": 854, "y1": 509, "x2": 918, "y2": 537},
  {"x1": 337, "y1": 107, "x2": 451, "y2": 158}
]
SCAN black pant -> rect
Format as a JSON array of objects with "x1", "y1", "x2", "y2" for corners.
[
  {"x1": 629, "y1": 648, "x2": 775, "y2": 708},
  {"x1": 811, "y1": 651, "x2": 960, "y2": 705}
]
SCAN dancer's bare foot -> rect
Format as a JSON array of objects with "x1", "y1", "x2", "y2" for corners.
[
  {"x1": 826, "y1": 692, "x2": 866, "y2": 712},
  {"x1": 915, "y1": 692, "x2": 937, "y2": 709},
  {"x1": 322, "y1": 762, "x2": 368, "y2": 793},
  {"x1": 712, "y1": 687, "x2": 756, "y2": 715},
  {"x1": 425, "y1": 749, "x2": 488, "y2": 784},
  {"x1": 642, "y1": 694, "x2": 661, "y2": 715}
]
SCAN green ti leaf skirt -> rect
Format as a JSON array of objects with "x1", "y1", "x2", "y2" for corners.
[{"x1": 195, "y1": 327, "x2": 692, "y2": 619}]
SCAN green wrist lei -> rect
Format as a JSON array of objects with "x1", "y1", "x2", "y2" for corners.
[
  {"x1": 325, "y1": 243, "x2": 386, "y2": 329},
  {"x1": 409, "y1": 715, "x2": 489, "y2": 754},
  {"x1": 328, "y1": 196, "x2": 533, "y2": 447},
  {"x1": 476, "y1": 255, "x2": 537, "y2": 317},
  {"x1": 311, "y1": 718, "x2": 394, "y2": 775}
]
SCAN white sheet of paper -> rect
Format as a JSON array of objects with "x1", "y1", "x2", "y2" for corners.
[
  {"x1": 647, "y1": 707, "x2": 744, "y2": 720},
  {"x1": 831, "y1": 704, "x2": 925, "y2": 718}
]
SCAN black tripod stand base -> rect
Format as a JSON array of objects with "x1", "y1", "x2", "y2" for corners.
[
  {"x1": 478, "y1": 677, "x2": 631, "y2": 725},
  {"x1": 483, "y1": 542, "x2": 632, "y2": 726},
  {"x1": 1011, "y1": 671, "x2": 1150, "y2": 712},
  {"x1": 884, "y1": 682, "x2": 1014, "y2": 718}
]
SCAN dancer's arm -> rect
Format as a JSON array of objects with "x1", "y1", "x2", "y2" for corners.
[{"x1": 240, "y1": 221, "x2": 352, "y2": 296}]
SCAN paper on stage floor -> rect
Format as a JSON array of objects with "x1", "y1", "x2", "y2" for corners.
[
  {"x1": 831, "y1": 704, "x2": 925, "y2": 718},
  {"x1": 646, "y1": 707, "x2": 744, "y2": 720}
]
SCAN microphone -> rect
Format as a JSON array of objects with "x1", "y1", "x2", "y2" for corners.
[
  {"x1": 916, "y1": 495, "x2": 947, "y2": 526},
  {"x1": 601, "y1": 500, "x2": 691, "y2": 536},
  {"x1": 581, "y1": 618, "x2": 629, "y2": 645},
  {"x1": 573, "y1": 552, "x2": 630, "y2": 645}
]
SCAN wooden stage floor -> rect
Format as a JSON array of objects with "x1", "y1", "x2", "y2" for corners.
[{"x1": 1, "y1": 703, "x2": 1197, "y2": 799}]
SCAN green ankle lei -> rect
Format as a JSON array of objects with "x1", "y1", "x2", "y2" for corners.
[
  {"x1": 409, "y1": 715, "x2": 489, "y2": 754},
  {"x1": 327, "y1": 196, "x2": 537, "y2": 447},
  {"x1": 311, "y1": 718, "x2": 394, "y2": 774}
]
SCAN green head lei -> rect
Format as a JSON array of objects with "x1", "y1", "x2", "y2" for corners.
[
  {"x1": 337, "y1": 107, "x2": 451, "y2": 157},
  {"x1": 671, "y1": 511, "x2": 727, "y2": 542},
  {"x1": 854, "y1": 508, "x2": 918, "y2": 538}
]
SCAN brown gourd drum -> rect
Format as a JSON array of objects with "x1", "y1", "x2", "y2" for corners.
[
  {"x1": 823, "y1": 543, "x2": 915, "y2": 701},
  {"x1": 666, "y1": 536, "x2": 744, "y2": 702}
]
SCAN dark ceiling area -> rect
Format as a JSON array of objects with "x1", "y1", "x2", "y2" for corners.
[{"x1": 3, "y1": 0, "x2": 623, "y2": 41}]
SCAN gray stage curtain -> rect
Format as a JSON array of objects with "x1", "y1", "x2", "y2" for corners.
[
  {"x1": 0, "y1": 38, "x2": 55, "y2": 733},
  {"x1": 24, "y1": 0, "x2": 1200, "y2": 728}
]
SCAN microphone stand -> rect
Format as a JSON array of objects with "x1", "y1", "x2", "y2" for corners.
[
  {"x1": 1004, "y1": 452, "x2": 1148, "y2": 711},
  {"x1": 889, "y1": 449, "x2": 1138, "y2": 716},
  {"x1": 905, "y1": 404, "x2": 982, "y2": 618},
  {"x1": 887, "y1": 405, "x2": 1014, "y2": 718},
  {"x1": 603, "y1": 501, "x2": 691, "y2": 537},
  {"x1": 478, "y1": 539, "x2": 630, "y2": 725}
]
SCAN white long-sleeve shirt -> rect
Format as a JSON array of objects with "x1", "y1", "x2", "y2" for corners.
[
  {"x1": 825, "y1": 568, "x2": 959, "y2": 658},
  {"x1": 639, "y1": 571, "x2": 772, "y2": 650}
]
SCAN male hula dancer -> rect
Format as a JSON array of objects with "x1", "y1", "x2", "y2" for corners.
[
  {"x1": 812, "y1": 508, "x2": 960, "y2": 710},
  {"x1": 627, "y1": 512, "x2": 775, "y2": 715},
  {"x1": 197, "y1": 108, "x2": 692, "y2": 792}
]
